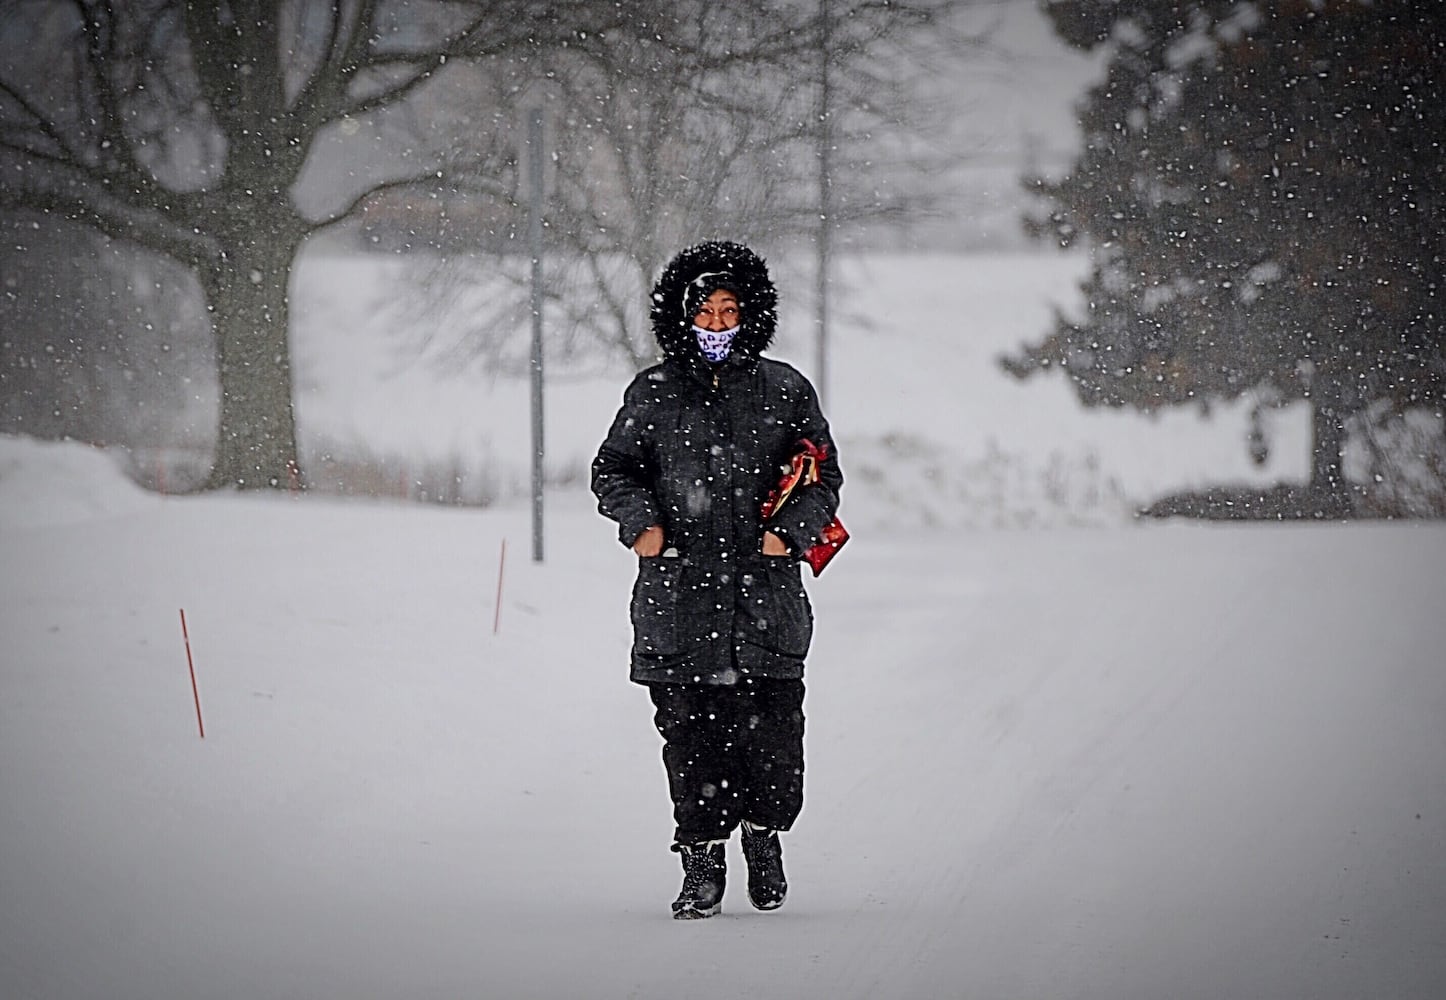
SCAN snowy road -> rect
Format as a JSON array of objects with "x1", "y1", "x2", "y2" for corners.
[{"x1": 3, "y1": 456, "x2": 1445, "y2": 999}]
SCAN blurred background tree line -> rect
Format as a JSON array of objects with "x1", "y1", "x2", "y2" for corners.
[{"x1": 2, "y1": 0, "x2": 1443, "y2": 515}]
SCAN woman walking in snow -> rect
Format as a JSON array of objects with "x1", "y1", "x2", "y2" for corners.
[{"x1": 592, "y1": 240, "x2": 844, "y2": 919}]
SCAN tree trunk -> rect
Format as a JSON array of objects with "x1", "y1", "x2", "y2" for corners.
[
  {"x1": 202, "y1": 232, "x2": 304, "y2": 490},
  {"x1": 1309, "y1": 385, "x2": 1352, "y2": 517}
]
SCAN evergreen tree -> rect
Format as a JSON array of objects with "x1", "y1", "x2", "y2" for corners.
[{"x1": 1005, "y1": 0, "x2": 1446, "y2": 513}]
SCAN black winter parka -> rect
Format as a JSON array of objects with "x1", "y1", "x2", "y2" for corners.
[{"x1": 591, "y1": 242, "x2": 843, "y2": 685}]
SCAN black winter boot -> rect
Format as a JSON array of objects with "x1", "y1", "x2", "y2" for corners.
[
  {"x1": 671, "y1": 840, "x2": 726, "y2": 919},
  {"x1": 740, "y1": 821, "x2": 787, "y2": 911}
]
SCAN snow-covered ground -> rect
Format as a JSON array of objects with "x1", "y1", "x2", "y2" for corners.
[{"x1": 2, "y1": 436, "x2": 1444, "y2": 999}]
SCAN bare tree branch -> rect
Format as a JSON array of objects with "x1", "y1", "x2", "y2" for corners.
[
  {"x1": 307, "y1": 168, "x2": 512, "y2": 232},
  {"x1": 0, "y1": 80, "x2": 75, "y2": 159},
  {"x1": 10, "y1": 181, "x2": 213, "y2": 265},
  {"x1": 288, "y1": 0, "x2": 363, "y2": 128}
]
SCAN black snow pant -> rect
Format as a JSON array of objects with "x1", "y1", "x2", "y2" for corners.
[{"x1": 647, "y1": 678, "x2": 806, "y2": 846}]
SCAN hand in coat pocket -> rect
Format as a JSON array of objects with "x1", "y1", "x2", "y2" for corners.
[
  {"x1": 761, "y1": 530, "x2": 789, "y2": 557},
  {"x1": 633, "y1": 525, "x2": 665, "y2": 557}
]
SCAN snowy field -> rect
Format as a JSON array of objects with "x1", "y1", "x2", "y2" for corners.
[{"x1": 2, "y1": 436, "x2": 1444, "y2": 1000}]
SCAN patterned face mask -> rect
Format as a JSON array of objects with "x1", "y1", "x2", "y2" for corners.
[{"x1": 693, "y1": 324, "x2": 740, "y2": 362}]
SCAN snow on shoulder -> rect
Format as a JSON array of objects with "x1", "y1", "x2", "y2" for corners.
[{"x1": 0, "y1": 435, "x2": 157, "y2": 528}]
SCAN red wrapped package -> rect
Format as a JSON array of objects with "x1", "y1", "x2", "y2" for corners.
[{"x1": 761, "y1": 439, "x2": 849, "y2": 577}]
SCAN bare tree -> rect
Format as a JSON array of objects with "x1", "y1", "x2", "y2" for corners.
[
  {"x1": 401, "y1": 0, "x2": 989, "y2": 379},
  {"x1": 0, "y1": 0, "x2": 613, "y2": 488}
]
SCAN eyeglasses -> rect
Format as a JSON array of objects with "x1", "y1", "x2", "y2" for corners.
[{"x1": 694, "y1": 304, "x2": 740, "y2": 321}]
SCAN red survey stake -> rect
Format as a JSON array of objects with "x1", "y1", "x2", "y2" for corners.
[{"x1": 179, "y1": 608, "x2": 206, "y2": 739}]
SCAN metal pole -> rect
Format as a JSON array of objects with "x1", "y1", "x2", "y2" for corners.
[
  {"x1": 816, "y1": 0, "x2": 831, "y2": 409},
  {"x1": 528, "y1": 108, "x2": 545, "y2": 563}
]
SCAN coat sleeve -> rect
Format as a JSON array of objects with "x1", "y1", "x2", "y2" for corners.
[
  {"x1": 769, "y1": 374, "x2": 844, "y2": 556},
  {"x1": 591, "y1": 374, "x2": 663, "y2": 549}
]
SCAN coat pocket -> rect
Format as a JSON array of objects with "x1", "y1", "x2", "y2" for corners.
[
  {"x1": 631, "y1": 557, "x2": 684, "y2": 656},
  {"x1": 741, "y1": 557, "x2": 813, "y2": 657}
]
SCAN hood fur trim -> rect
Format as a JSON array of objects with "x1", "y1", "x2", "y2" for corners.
[{"x1": 650, "y1": 241, "x2": 778, "y2": 361}]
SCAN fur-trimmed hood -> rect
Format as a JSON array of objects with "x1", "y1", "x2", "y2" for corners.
[{"x1": 649, "y1": 241, "x2": 778, "y2": 362}]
